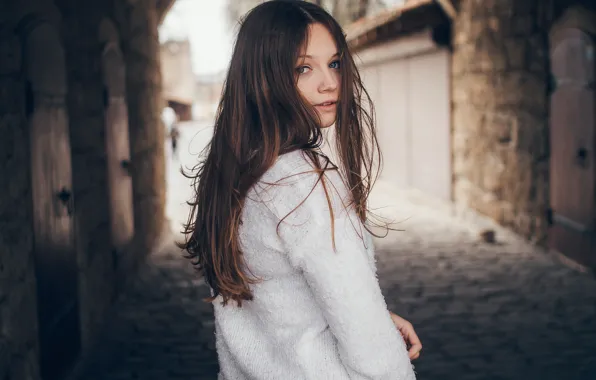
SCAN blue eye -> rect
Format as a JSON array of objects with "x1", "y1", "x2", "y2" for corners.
[
  {"x1": 329, "y1": 60, "x2": 340, "y2": 69},
  {"x1": 296, "y1": 66, "x2": 311, "y2": 74}
]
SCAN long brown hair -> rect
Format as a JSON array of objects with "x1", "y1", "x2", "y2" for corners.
[{"x1": 180, "y1": 0, "x2": 381, "y2": 306}]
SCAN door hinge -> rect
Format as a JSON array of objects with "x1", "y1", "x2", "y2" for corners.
[
  {"x1": 546, "y1": 208, "x2": 553, "y2": 226},
  {"x1": 576, "y1": 147, "x2": 589, "y2": 168},
  {"x1": 549, "y1": 208, "x2": 594, "y2": 233}
]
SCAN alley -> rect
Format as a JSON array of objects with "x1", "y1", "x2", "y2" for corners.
[{"x1": 67, "y1": 122, "x2": 596, "y2": 380}]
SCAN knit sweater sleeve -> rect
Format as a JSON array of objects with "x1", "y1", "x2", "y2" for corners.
[{"x1": 263, "y1": 154, "x2": 416, "y2": 380}]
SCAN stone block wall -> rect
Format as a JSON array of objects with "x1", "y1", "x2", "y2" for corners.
[
  {"x1": 451, "y1": 0, "x2": 552, "y2": 242},
  {"x1": 116, "y1": 0, "x2": 167, "y2": 257},
  {"x1": 0, "y1": 23, "x2": 40, "y2": 380}
]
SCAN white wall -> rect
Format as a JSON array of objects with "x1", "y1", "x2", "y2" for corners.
[{"x1": 356, "y1": 30, "x2": 452, "y2": 200}]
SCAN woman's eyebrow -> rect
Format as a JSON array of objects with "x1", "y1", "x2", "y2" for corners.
[{"x1": 298, "y1": 52, "x2": 340, "y2": 59}]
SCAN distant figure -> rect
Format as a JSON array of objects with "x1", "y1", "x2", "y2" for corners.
[
  {"x1": 169, "y1": 123, "x2": 180, "y2": 159},
  {"x1": 161, "y1": 106, "x2": 176, "y2": 131}
]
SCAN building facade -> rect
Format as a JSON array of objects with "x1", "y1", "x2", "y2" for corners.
[
  {"x1": 347, "y1": 0, "x2": 596, "y2": 269},
  {"x1": 160, "y1": 39, "x2": 195, "y2": 121}
]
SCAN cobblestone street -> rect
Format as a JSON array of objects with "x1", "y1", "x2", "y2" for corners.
[{"x1": 68, "y1": 123, "x2": 596, "y2": 380}]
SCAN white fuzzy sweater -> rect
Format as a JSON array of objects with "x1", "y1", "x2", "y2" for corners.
[{"x1": 213, "y1": 150, "x2": 416, "y2": 380}]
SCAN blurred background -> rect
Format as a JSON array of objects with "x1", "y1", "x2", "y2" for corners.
[{"x1": 1, "y1": 0, "x2": 595, "y2": 379}]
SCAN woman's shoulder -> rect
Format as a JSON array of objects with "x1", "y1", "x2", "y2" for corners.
[
  {"x1": 260, "y1": 150, "x2": 316, "y2": 184},
  {"x1": 254, "y1": 150, "x2": 348, "y2": 212},
  {"x1": 251, "y1": 150, "x2": 324, "y2": 208}
]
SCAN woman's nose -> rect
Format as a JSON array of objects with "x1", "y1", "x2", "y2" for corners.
[{"x1": 318, "y1": 69, "x2": 338, "y2": 92}]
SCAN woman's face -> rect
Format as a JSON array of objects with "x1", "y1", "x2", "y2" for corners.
[{"x1": 295, "y1": 23, "x2": 340, "y2": 129}]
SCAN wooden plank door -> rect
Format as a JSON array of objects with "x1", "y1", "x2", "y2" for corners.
[
  {"x1": 101, "y1": 39, "x2": 134, "y2": 260},
  {"x1": 549, "y1": 28, "x2": 596, "y2": 268},
  {"x1": 25, "y1": 22, "x2": 81, "y2": 378}
]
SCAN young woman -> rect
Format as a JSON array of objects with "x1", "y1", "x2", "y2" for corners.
[{"x1": 181, "y1": 1, "x2": 421, "y2": 378}]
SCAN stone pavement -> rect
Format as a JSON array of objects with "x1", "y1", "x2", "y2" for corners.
[
  {"x1": 66, "y1": 242, "x2": 218, "y2": 380},
  {"x1": 67, "y1": 122, "x2": 596, "y2": 380},
  {"x1": 368, "y1": 187, "x2": 596, "y2": 380},
  {"x1": 68, "y1": 191, "x2": 596, "y2": 380}
]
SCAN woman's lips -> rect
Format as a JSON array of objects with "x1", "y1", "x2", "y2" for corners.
[{"x1": 315, "y1": 101, "x2": 337, "y2": 111}]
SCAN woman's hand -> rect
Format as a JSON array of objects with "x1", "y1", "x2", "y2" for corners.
[{"x1": 389, "y1": 311, "x2": 422, "y2": 360}]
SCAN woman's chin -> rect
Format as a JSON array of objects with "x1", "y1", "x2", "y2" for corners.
[{"x1": 318, "y1": 116, "x2": 336, "y2": 129}]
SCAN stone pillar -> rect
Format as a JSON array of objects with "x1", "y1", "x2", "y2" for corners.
[
  {"x1": 116, "y1": 0, "x2": 167, "y2": 256},
  {"x1": 0, "y1": 21, "x2": 40, "y2": 380},
  {"x1": 53, "y1": 0, "x2": 116, "y2": 350},
  {"x1": 451, "y1": 0, "x2": 551, "y2": 242}
]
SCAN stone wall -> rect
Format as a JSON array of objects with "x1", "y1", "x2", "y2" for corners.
[
  {"x1": 116, "y1": 0, "x2": 167, "y2": 257},
  {"x1": 0, "y1": 0, "x2": 169, "y2": 377},
  {"x1": 451, "y1": 0, "x2": 552, "y2": 242},
  {"x1": 57, "y1": 0, "x2": 169, "y2": 351},
  {"x1": 53, "y1": 0, "x2": 118, "y2": 351},
  {"x1": 0, "y1": 19, "x2": 40, "y2": 380}
]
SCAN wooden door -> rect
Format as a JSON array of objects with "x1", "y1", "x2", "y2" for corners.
[
  {"x1": 101, "y1": 40, "x2": 134, "y2": 260},
  {"x1": 549, "y1": 28, "x2": 596, "y2": 268},
  {"x1": 25, "y1": 22, "x2": 81, "y2": 378}
]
